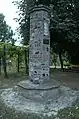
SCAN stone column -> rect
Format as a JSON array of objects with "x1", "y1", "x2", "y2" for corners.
[{"x1": 29, "y1": 5, "x2": 50, "y2": 84}]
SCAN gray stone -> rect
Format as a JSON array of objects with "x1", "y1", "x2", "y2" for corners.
[
  {"x1": 17, "y1": 79, "x2": 60, "y2": 102},
  {"x1": 29, "y1": 5, "x2": 50, "y2": 84},
  {"x1": 1, "y1": 86, "x2": 79, "y2": 117},
  {"x1": 17, "y1": 5, "x2": 62, "y2": 115}
]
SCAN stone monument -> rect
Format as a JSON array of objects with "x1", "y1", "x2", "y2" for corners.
[
  {"x1": 29, "y1": 5, "x2": 50, "y2": 84},
  {"x1": 18, "y1": 4, "x2": 60, "y2": 101},
  {"x1": 1, "y1": 4, "x2": 79, "y2": 118}
]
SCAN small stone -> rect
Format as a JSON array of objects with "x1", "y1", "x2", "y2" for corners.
[{"x1": 33, "y1": 78, "x2": 40, "y2": 84}]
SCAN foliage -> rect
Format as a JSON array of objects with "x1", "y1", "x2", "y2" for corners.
[
  {"x1": 13, "y1": 0, "x2": 79, "y2": 64},
  {"x1": 0, "y1": 13, "x2": 15, "y2": 44},
  {"x1": 13, "y1": 0, "x2": 30, "y2": 45},
  {"x1": 50, "y1": 0, "x2": 79, "y2": 64},
  {"x1": 0, "y1": 42, "x2": 28, "y2": 73},
  {"x1": 0, "y1": 13, "x2": 15, "y2": 77},
  {"x1": 12, "y1": 0, "x2": 53, "y2": 45}
]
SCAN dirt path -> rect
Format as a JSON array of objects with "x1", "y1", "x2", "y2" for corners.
[
  {"x1": 0, "y1": 74, "x2": 27, "y2": 89},
  {"x1": 52, "y1": 71, "x2": 79, "y2": 90},
  {"x1": 0, "y1": 71, "x2": 79, "y2": 90}
]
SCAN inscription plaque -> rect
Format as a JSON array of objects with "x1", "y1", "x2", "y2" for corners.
[{"x1": 43, "y1": 39, "x2": 49, "y2": 44}]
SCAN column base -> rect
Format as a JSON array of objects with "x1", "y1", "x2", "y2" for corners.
[{"x1": 17, "y1": 78, "x2": 60, "y2": 102}]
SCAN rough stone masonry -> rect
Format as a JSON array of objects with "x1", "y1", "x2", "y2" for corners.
[{"x1": 29, "y1": 5, "x2": 50, "y2": 84}]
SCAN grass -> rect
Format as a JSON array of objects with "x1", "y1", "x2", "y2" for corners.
[{"x1": 57, "y1": 104, "x2": 79, "y2": 119}]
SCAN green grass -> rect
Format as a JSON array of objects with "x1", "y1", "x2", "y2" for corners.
[{"x1": 57, "y1": 104, "x2": 79, "y2": 119}]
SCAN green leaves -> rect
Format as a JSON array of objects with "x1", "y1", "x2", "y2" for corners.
[
  {"x1": 50, "y1": 0, "x2": 79, "y2": 64},
  {"x1": 13, "y1": 0, "x2": 79, "y2": 64},
  {"x1": 0, "y1": 14, "x2": 15, "y2": 44}
]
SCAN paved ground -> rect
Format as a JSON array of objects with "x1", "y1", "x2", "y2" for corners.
[{"x1": 52, "y1": 70, "x2": 79, "y2": 90}]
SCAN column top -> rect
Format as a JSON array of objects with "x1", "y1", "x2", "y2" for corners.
[{"x1": 29, "y1": 4, "x2": 50, "y2": 14}]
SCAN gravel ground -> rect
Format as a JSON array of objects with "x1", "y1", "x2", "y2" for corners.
[{"x1": 0, "y1": 71, "x2": 79, "y2": 119}]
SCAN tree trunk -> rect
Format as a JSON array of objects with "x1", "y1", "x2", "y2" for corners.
[
  {"x1": 0, "y1": 52, "x2": 1, "y2": 75},
  {"x1": 2, "y1": 45, "x2": 8, "y2": 78},
  {"x1": 25, "y1": 49, "x2": 28, "y2": 74},
  {"x1": 59, "y1": 52, "x2": 64, "y2": 71},
  {"x1": 17, "y1": 51, "x2": 20, "y2": 73},
  {"x1": 54, "y1": 54, "x2": 56, "y2": 69},
  {"x1": 54, "y1": 62, "x2": 56, "y2": 69}
]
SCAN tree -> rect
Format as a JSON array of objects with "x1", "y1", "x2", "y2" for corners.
[
  {"x1": 13, "y1": 0, "x2": 79, "y2": 66},
  {"x1": 24, "y1": 48, "x2": 28, "y2": 74},
  {"x1": 50, "y1": 0, "x2": 79, "y2": 66},
  {"x1": 13, "y1": 0, "x2": 53, "y2": 45},
  {"x1": 0, "y1": 13, "x2": 14, "y2": 77}
]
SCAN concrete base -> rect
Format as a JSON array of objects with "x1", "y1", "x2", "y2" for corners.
[{"x1": 17, "y1": 79, "x2": 60, "y2": 102}]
